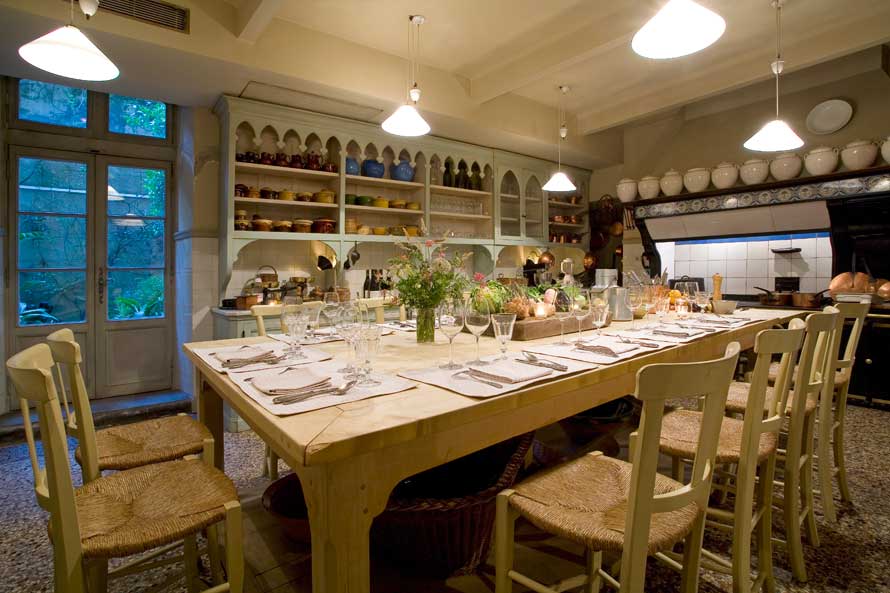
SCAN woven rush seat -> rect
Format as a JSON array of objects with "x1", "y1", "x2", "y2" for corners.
[
  {"x1": 766, "y1": 361, "x2": 846, "y2": 386},
  {"x1": 509, "y1": 454, "x2": 699, "y2": 555},
  {"x1": 725, "y1": 381, "x2": 815, "y2": 416},
  {"x1": 56, "y1": 459, "x2": 237, "y2": 558},
  {"x1": 660, "y1": 409, "x2": 777, "y2": 464},
  {"x1": 75, "y1": 415, "x2": 210, "y2": 471}
]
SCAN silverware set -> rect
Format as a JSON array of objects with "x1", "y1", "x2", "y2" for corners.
[
  {"x1": 452, "y1": 369, "x2": 504, "y2": 389},
  {"x1": 271, "y1": 380, "x2": 357, "y2": 405},
  {"x1": 519, "y1": 352, "x2": 568, "y2": 371},
  {"x1": 574, "y1": 343, "x2": 627, "y2": 357},
  {"x1": 222, "y1": 350, "x2": 285, "y2": 369}
]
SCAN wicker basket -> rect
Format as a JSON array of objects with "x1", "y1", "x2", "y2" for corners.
[{"x1": 371, "y1": 432, "x2": 534, "y2": 578}]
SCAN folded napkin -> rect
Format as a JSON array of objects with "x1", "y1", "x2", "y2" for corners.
[
  {"x1": 214, "y1": 346, "x2": 275, "y2": 364},
  {"x1": 466, "y1": 360, "x2": 551, "y2": 384},
  {"x1": 651, "y1": 328, "x2": 703, "y2": 338},
  {"x1": 252, "y1": 369, "x2": 331, "y2": 396},
  {"x1": 575, "y1": 341, "x2": 637, "y2": 357}
]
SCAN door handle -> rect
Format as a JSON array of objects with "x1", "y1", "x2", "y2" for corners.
[{"x1": 97, "y1": 266, "x2": 105, "y2": 305}]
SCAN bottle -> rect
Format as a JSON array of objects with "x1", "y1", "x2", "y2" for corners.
[
  {"x1": 363, "y1": 270, "x2": 371, "y2": 298},
  {"x1": 443, "y1": 163, "x2": 453, "y2": 187}
]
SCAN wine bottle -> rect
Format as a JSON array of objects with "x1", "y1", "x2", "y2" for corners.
[{"x1": 363, "y1": 270, "x2": 371, "y2": 298}]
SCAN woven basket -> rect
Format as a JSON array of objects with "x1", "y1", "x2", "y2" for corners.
[{"x1": 371, "y1": 432, "x2": 534, "y2": 578}]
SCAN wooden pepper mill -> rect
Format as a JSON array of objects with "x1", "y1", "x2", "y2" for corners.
[{"x1": 712, "y1": 273, "x2": 723, "y2": 301}]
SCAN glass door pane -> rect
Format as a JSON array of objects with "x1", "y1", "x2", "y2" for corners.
[
  {"x1": 524, "y1": 175, "x2": 545, "y2": 241},
  {"x1": 16, "y1": 157, "x2": 88, "y2": 326},
  {"x1": 105, "y1": 165, "x2": 166, "y2": 320},
  {"x1": 499, "y1": 170, "x2": 520, "y2": 237}
]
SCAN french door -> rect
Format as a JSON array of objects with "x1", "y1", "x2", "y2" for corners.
[{"x1": 9, "y1": 146, "x2": 173, "y2": 398}]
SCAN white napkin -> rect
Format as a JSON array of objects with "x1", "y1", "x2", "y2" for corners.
[
  {"x1": 213, "y1": 345, "x2": 275, "y2": 364},
  {"x1": 574, "y1": 341, "x2": 637, "y2": 357},
  {"x1": 252, "y1": 369, "x2": 331, "y2": 396},
  {"x1": 467, "y1": 360, "x2": 551, "y2": 384}
]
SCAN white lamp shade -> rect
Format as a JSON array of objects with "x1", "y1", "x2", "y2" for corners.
[
  {"x1": 19, "y1": 25, "x2": 119, "y2": 82},
  {"x1": 543, "y1": 171, "x2": 577, "y2": 192},
  {"x1": 381, "y1": 104, "x2": 430, "y2": 137},
  {"x1": 743, "y1": 119, "x2": 804, "y2": 152},
  {"x1": 632, "y1": 0, "x2": 726, "y2": 59}
]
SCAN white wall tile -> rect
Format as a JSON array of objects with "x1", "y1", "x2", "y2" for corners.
[
  {"x1": 707, "y1": 260, "x2": 726, "y2": 277},
  {"x1": 816, "y1": 277, "x2": 832, "y2": 291},
  {"x1": 726, "y1": 259, "x2": 746, "y2": 277},
  {"x1": 746, "y1": 259, "x2": 768, "y2": 278},
  {"x1": 770, "y1": 258, "x2": 790, "y2": 277},
  {"x1": 747, "y1": 278, "x2": 769, "y2": 294},
  {"x1": 792, "y1": 237, "x2": 817, "y2": 259},
  {"x1": 799, "y1": 277, "x2": 817, "y2": 292},
  {"x1": 791, "y1": 257, "x2": 813, "y2": 277},
  {"x1": 675, "y1": 261, "x2": 690, "y2": 276},
  {"x1": 691, "y1": 244, "x2": 709, "y2": 260},
  {"x1": 768, "y1": 239, "x2": 791, "y2": 251},
  {"x1": 816, "y1": 236, "x2": 833, "y2": 258},
  {"x1": 725, "y1": 277, "x2": 746, "y2": 294},
  {"x1": 708, "y1": 243, "x2": 728, "y2": 260},
  {"x1": 817, "y1": 257, "x2": 832, "y2": 278},
  {"x1": 675, "y1": 244, "x2": 691, "y2": 261},
  {"x1": 747, "y1": 241, "x2": 769, "y2": 259},
  {"x1": 725, "y1": 242, "x2": 747, "y2": 260},
  {"x1": 690, "y1": 260, "x2": 708, "y2": 277}
]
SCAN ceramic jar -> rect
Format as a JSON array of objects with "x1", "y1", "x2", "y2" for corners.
[
  {"x1": 882, "y1": 137, "x2": 890, "y2": 164},
  {"x1": 683, "y1": 168, "x2": 711, "y2": 193},
  {"x1": 804, "y1": 146, "x2": 839, "y2": 176},
  {"x1": 638, "y1": 175, "x2": 661, "y2": 200},
  {"x1": 740, "y1": 158, "x2": 769, "y2": 185},
  {"x1": 659, "y1": 169, "x2": 683, "y2": 196},
  {"x1": 711, "y1": 162, "x2": 739, "y2": 189},
  {"x1": 769, "y1": 153, "x2": 803, "y2": 181},
  {"x1": 841, "y1": 139, "x2": 878, "y2": 170},
  {"x1": 390, "y1": 158, "x2": 415, "y2": 182},
  {"x1": 345, "y1": 157, "x2": 360, "y2": 175},
  {"x1": 361, "y1": 159, "x2": 385, "y2": 178},
  {"x1": 616, "y1": 178, "x2": 637, "y2": 203}
]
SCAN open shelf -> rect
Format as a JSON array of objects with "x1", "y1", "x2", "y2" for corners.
[
  {"x1": 430, "y1": 185, "x2": 491, "y2": 198},
  {"x1": 343, "y1": 233, "x2": 408, "y2": 243},
  {"x1": 232, "y1": 230, "x2": 337, "y2": 241},
  {"x1": 443, "y1": 237, "x2": 494, "y2": 245},
  {"x1": 549, "y1": 222, "x2": 587, "y2": 230},
  {"x1": 345, "y1": 205, "x2": 424, "y2": 215},
  {"x1": 235, "y1": 162, "x2": 339, "y2": 181},
  {"x1": 548, "y1": 200, "x2": 586, "y2": 209},
  {"x1": 430, "y1": 211, "x2": 490, "y2": 220},
  {"x1": 344, "y1": 175, "x2": 424, "y2": 190},
  {"x1": 548, "y1": 241, "x2": 586, "y2": 249},
  {"x1": 234, "y1": 197, "x2": 338, "y2": 209},
  {"x1": 499, "y1": 193, "x2": 519, "y2": 201}
]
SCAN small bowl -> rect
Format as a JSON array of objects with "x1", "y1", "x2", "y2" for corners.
[
  {"x1": 406, "y1": 202, "x2": 421, "y2": 211},
  {"x1": 278, "y1": 190, "x2": 295, "y2": 201},
  {"x1": 390, "y1": 199, "x2": 407, "y2": 209},
  {"x1": 356, "y1": 195, "x2": 374, "y2": 206},
  {"x1": 296, "y1": 192, "x2": 313, "y2": 202},
  {"x1": 344, "y1": 194, "x2": 357, "y2": 205},
  {"x1": 712, "y1": 300, "x2": 738, "y2": 315},
  {"x1": 251, "y1": 218, "x2": 273, "y2": 232},
  {"x1": 311, "y1": 218, "x2": 336, "y2": 233},
  {"x1": 292, "y1": 219, "x2": 312, "y2": 233},
  {"x1": 372, "y1": 197, "x2": 389, "y2": 208},
  {"x1": 404, "y1": 225, "x2": 419, "y2": 237},
  {"x1": 372, "y1": 226, "x2": 388, "y2": 236},
  {"x1": 272, "y1": 220, "x2": 292, "y2": 232},
  {"x1": 314, "y1": 189, "x2": 336, "y2": 204}
]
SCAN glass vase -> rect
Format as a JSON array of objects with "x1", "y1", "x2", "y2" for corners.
[{"x1": 416, "y1": 307, "x2": 436, "y2": 343}]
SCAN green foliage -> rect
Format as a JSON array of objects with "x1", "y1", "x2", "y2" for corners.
[
  {"x1": 109, "y1": 94, "x2": 167, "y2": 138},
  {"x1": 387, "y1": 239, "x2": 470, "y2": 309},
  {"x1": 111, "y1": 273, "x2": 164, "y2": 319},
  {"x1": 470, "y1": 280, "x2": 511, "y2": 313}
]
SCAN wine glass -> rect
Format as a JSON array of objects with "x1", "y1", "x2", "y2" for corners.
[
  {"x1": 571, "y1": 288, "x2": 590, "y2": 344},
  {"x1": 554, "y1": 290, "x2": 572, "y2": 344},
  {"x1": 590, "y1": 303, "x2": 608, "y2": 339},
  {"x1": 625, "y1": 285, "x2": 643, "y2": 329},
  {"x1": 305, "y1": 304, "x2": 322, "y2": 343},
  {"x1": 464, "y1": 296, "x2": 491, "y2": 367},
  {"x1": 655, "y1": 296, "x2": 671, "y2": 324},
  {"x1": 283, "y1": 310, "x2": 308, "y2": 360},
  {"x1": 695, "y1": 289, "x2": 712, "y2": 316},
  {"x1": 321, "y1": 292, "x2": 340, "y2": 333},
  {"x1": 356, "y1": 325, "x2": 381, "y2": 386},
  {"x1": 492, "y1": 313, "x2": 517, "y2": 361},
  {"x1": 437, "y1": 298, "x2": 465, "y2": 370},
  {"x1": 336, "y1": 303, "x2": 362, "y2": 376}
]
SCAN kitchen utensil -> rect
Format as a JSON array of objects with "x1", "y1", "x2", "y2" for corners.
[
  {"x1": 614, "y1": 336, "x2": 660, "y2": 348},
  {"x1": 791, "y1": 289, "x2": 829, "y2": 308},
  {"x1": 272, "y1": 380, "x2": 357, "y2": 405},
  {"x1": 805, "y1": 99, "x2": 853, "y2": 135},
  {"x1": 453, "y1": 370, "x2": 502, "y2": 389},
  {"x1": 234, "y1": 183, "x2": 248, "y2": 197},
  {"x1": 754, "y1": 286, "x2": 792, "y2": 306},
  {"x1": 247, "y1": 187, "x2": 261, "y2": 199},
  {"x1": 520, "y1": 352, "x2": 568, "y2": 371},
  {"x1": 345, "y1": 193, "x2": 357, "y2": 205}
]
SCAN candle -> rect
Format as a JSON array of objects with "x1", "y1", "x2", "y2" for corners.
[{"x1": 534, "y1": 301, "x2": 549, "y2": 318}]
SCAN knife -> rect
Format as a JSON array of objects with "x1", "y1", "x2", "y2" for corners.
[{"x1": 515, "y1": 358, "x2": 568, "y2": 372}]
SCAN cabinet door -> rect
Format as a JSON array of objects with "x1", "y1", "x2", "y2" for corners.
[
  {"x1": 523, "y1": 174, "x2": 545, "y2": 241},
  {"x1": 498, "y1": 169, "x2": 521, "y2": 238}
]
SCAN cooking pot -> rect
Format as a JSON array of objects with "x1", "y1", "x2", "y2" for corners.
[
  {"x1": 791, "y1": 289, "x2": 828, "y2": 308},
  {"x1": 754, "y1": 287, "x2": 792, "y2": 306},
  {"x1": 256, "y1": 265, "x2": 279, "y2": 285}
]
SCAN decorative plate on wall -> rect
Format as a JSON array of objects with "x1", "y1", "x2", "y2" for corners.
[{"x1": 806, "y1": 99, "x2": 853, "y2": 135}]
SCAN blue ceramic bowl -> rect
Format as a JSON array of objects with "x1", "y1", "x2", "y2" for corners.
[
  {"x1": 361, "y1": 159, "x2": 385, "y2": 178},
  {"x1": 390, "y1": 159, "x2": 415, "y2": 182}
]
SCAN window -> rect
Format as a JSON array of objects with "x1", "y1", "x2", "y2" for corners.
[
  {"x1": 18, "y1": 79, "x2": 88, "y2": 128},
  {"x1": 109, "y1": 94, "x2": 167, "y2": 139}
]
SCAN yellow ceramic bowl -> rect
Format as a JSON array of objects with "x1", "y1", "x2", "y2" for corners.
[
  {"x1": 390, "y1": 199, "x2": 406, "y2": 209},
  {"x1": 404, "y1": 225, "x2": 419, "y2": 237},
  {"x1": 372, "y1": 197, "x2": 389, "y2": 208},
  {"x1": 278, "y1": 190, "x2": 295, "y2": 201},
  {"x1": 406, "y1": 201, "x2": 421, "y2": 210},
  {"x1": 372, "y1": 227, "x2": 388, "y2": 235},
  {"x1": 314, "y1": 190, "x2": 336, "y2": 204}
]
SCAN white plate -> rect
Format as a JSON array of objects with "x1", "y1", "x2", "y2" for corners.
[{"x1": 806, "y1": 99, "x2": 853, "y2": 135}]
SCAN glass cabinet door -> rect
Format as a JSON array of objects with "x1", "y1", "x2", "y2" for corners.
[
  {"x1": 499, "y1": 169, "x2": 520, "y2": 238},
  {"x1": 524, "y1": 174, "x2": 545, "y2": 241}
]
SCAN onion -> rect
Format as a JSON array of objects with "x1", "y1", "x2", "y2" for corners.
[
  {"x1": 877, "y1": 281, "x2": 890, "y2": 300},
  {"x1": 829, "y1": 272, "x2": 854, "y2": 292},
  {"x1": 853, "y1": 272, "x2": 870, "y2": 291}
]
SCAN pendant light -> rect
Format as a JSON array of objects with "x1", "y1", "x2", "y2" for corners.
[
  {"x1": 632, "y1": 0, "x2": 725, "y2": 59},
  {"x1": 382, "y1": 15, "x2": 430, "y2": 137},
  {"x1": 543, "y1": 86, "x2": 576, "y2": 193},
  {"x1": 18, "y1": 0, "x2": 119, "y2": 82},
  {"x1": 744, "y1": 0, "x2": 803, "y2": 152}
]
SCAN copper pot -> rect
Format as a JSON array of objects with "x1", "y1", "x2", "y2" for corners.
[
  {"x1": 791, "y1": 289, "x2": 828, "y2": 308},
  {"x1": 754, "y1": 287, "x2": 792, "y2": 306}
]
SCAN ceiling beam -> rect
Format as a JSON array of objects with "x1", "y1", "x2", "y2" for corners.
[{"x1": 235, "y1": 0, "x2": 283, "y2": 43}]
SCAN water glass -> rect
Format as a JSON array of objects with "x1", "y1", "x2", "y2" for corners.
[
  {"x1": 554, "y1": 290, "x2": 572, "y2": 344},
  {"x1": 322, "y1": 291, "x2": 340, "y2": 330},
  {"x1": 591, "y1": 303, "x2": 608, "y2": 339},
  {"x1": 465, "y1": 296, "x2": 491, "y2": 367},
  {"x1": 283, "y1": 311, "x2": 308, "y2": 360},
  {"x1": 305, "y1": 305, "x2": 322, "y2": 343},
  {"x1": 655, "y1": 297, "x2": 670, "y2": 323},
  {"x1": 492, "y1": 313, "x2": 516, "y2": 360},
  {"x1": 357, "y1": 325, "x2": 381, "y2": 386},
  {"x1": 571, "y1": 289, "x2": 590, "y2": 344},
  {"x1": 625, "y1": 285, "x2": 643, "y2": 329},
  {"x1": 337, "y1": 303, "x2": 362, "y2": 376},
  {"x1": 437, "y1": 298, "x2": 465, "y2": 370}
]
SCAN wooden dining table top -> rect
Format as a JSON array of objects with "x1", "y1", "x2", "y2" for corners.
[{"x1": 183, "y1": 308, "x2": 802, "y2": 471}]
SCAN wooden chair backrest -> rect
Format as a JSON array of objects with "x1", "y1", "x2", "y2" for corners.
[
  {"x1": 250, "y1": 302, "x2": 323, "y2": 336},
  {"x1": 45, "y1": 328, "x2": 100, "y2": 483},
  {"x1": 355, "y1": 297, "x2": 385, "y2": 324},
  {"x1": 785, "y1": 309, "x2": 839, "y2": 433},
  {"x1": 621, "y1": 342, "x2": 740, "y2": 592},
  {"x1": 7, "y1": 343, "x2": 85, "y2": 586},
  {"x1": 834, "y1": 302, "x2": 869, "y2": 379}
]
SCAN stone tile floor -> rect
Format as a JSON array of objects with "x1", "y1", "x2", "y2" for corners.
[{"x1": 1, "y1": 404, "x2": 889, "y2": 592}]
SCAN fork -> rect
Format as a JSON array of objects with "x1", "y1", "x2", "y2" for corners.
[{"x1": 452, "y1": 370, "x2": 503, "y2": 389}]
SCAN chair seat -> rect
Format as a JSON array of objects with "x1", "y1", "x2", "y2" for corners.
[
  {"x1": 725, "y1": 381, "x2": 815, "y2": 416},
  {"x1": 509, "y1": 454, "x2": 699, "y2": 555},
  {"x1": 58, "y1": 459, "x2": 237, "y2": 559},
  {"x1": 76, "y1": 415, "x2": 210, "y2": 471},
  {"x1": 659, "y1": 409, "x2": 777, "y2": 464},
  {"x1": 766, "y1": 362, "x2": 847, "y2": 386}
]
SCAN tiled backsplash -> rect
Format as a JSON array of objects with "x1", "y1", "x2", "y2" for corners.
[{"x1": 659, "y1": 232, "x2": 833, "y2": 295}]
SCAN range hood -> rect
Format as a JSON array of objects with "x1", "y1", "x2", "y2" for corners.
[{"x1": 644, "y1": 201, "x2": 830, "y2": 241}]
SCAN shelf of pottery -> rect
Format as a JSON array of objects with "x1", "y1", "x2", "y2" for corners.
[
  {"x1": 615, "y1": 137, "x2": 890, "y2": 204},
  {"x1": 498, "y1": 169, "x2": 588, "y2": 247}
]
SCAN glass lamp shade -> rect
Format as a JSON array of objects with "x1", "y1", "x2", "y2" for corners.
[
  {"x1": 19, "y1": 25, "x2": 119, "y2": 81},
  {"x1": 542, "y1": 171, "x2": 577, "y2": 192},
  {"x1": 381, "y1": 104, "x2": 430, "y2": 137},
  {"x1": 632, "y1": 0, "x2": 726, "y2": 59},
  {"x1": 743, "y1": 119, "x2": 804, "y2": 152}
]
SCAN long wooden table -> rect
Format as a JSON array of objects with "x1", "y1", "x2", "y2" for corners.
[{"x1": 184, "y1": 309, "x2": 800, "y2": 593}]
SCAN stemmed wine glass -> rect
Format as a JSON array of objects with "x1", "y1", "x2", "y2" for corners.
[
  {"x1": 465, "y1": 296, "x2": 491, "y2": 367},
  {"x1": 356, "y1": 325, "x2": 381, "y2": 386},
  {"x1": 590, "y1": 303, "x2": 608, "y2": 340},
  {"x1": 492, "y1": 313, "x2": 517, "y2": 360},
  {"x1": 571, "y1": 288, "x2": 591, "y2": 344},
  {"x1": 437, "y1": 297, "x2": 465, "y2": 370},
  {"x1": 322, "y1": 292, "x2": 340, "y2": 335},
  {"x1": 655, "y1": 296, "x2": 670, "y2": 324},
  {"x1": 694, "y1": 289, "x2": 712, "y2": 317},
  {"x1": 283, "y1": 310, "x2": 308, "y2": 360},
  {"x1": 305, "y1": 304, "x2": 322, "y2": 343},
  {"x1": 336, "y1": 302, "x2": 363, "y2": 376},
  {"x1": 554, "y1": 290, "x2": 572, "y2": 344},
  {"x1": 625, "y1": 285, "x2": 643, "y2": 329}
]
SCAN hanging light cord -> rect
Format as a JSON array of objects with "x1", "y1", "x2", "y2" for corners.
[
  {"x1": 69, "y1": 0, "x2": 75, "y2": 24},
  {"x1": 773, "y1": 2, "x2": 782, "y2": 119},
  {"x1": 405, "y1": 16, "x2": 422, "y2": 103},
  {"x1": 556, "y1": 88, "x2": 563, "y2": 170}
]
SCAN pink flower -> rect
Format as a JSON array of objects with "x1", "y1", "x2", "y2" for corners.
[
  {"x1": 473, "y1": 272, "x2": 485, "y2": 283},
  {"x1": 425, "y1": 240, "x2": 435, "y2": 247}
]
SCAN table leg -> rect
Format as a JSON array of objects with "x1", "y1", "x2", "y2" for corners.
[
  {"x1": 195, "y1": 369, "x2": 225, "y2": 471},
  {"x1": 297, "y1": 458, "x2": 397, "y2": 593}
]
